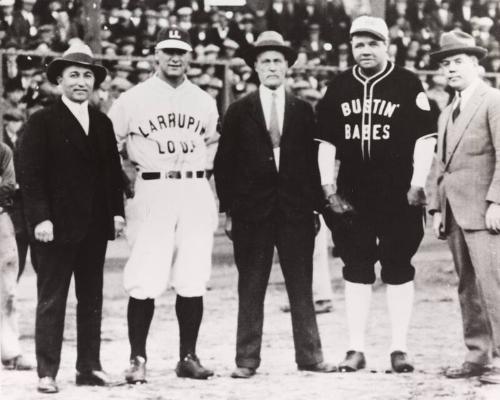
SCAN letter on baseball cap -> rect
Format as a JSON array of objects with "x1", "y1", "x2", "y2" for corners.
[
  {"x1": 350, "y1": 16, "x2": 389, "y2": 42},
  {"x1": 156, "y1": 26, "x2": 193, "y2": 52}
]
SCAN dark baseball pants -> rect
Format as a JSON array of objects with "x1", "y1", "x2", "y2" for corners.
[
  {"x1": 34, "y1": 223, "x2": 108, "y2": 378},
  {"x1": 330, "y1": 204, "x2": 424, "y2": 285},
  {"x1": 232, "y1": 214, "x2": 323, "y2": 369}
]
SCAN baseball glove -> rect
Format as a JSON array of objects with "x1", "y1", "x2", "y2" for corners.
[
  {"x1": 0, "y1": 184, "x2": 16, "y2": 209},
  {"x1": 322, "y1": 193, "x2": 355, "y2": 231}
]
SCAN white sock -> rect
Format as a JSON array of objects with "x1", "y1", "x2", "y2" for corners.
[
  {"x1": 386, "y1": 281, "x2": 414, "y2": 353},
  {"x1": 345, "y1": 281, "x2": 372, "y2": 352}
]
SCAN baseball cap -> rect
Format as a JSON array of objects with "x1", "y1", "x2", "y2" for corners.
[
  {"x1": 350, "y1": 15, "x2": 389, "y2": 42},
  {"x1": 156, "y1": 26, "x2": 193, "y2": 52}
]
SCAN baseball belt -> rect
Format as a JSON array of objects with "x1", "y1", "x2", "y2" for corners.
[{"x1": 141, "y1": 170, "x2": 206, "y2": 180}]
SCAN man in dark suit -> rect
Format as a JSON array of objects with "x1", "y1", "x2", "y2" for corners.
[
  {"x1": 214, "y1": 31, "x2": 335, "y2": 379},
  {"x1": 18, "y1": 44, "x2": 125, "y2": 394}
]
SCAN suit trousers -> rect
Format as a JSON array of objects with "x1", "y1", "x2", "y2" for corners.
[
  {"x1": 34, "y1": 218, "x2": 108, "y2": 378},
  {"x1": 232, "y1": 214, "x2": 323, "y2": 369},
  {"x1": 447, "y1": 207, "x2": 500, "y2": 365},
  {"x1": 0, "y1": 212, "x2": 22, "y2": 362}
]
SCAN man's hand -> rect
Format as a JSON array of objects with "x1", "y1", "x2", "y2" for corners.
[
  {"x1": 225, "y1": 213, "x2": 232, "y2": 240},
  {"x1": 485, "y1": 203, "x2": 500, "y2": 234},
  {"x1": 407, "y1": 186, "x2": 427, "y2": 206},
  {"x1": 314, "y1": 213, "x2": 321, "y2": 235},
  {"x1": 432, "y1": 212, "x2": 446, "y2": 240},
  {"x1": 325, "y1": 193, "x2": 354, "y2": 215},
  {"x1": 34, "y1": 220, "x2": 54, "y2": 242},
  {"x1": 114, "y1": 217, "x2": 126, "y2": 238}
]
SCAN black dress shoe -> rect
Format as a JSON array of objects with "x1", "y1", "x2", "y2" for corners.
[
  {"x1": 390, "y1": 351, "x2": 414, "y2": 373},
  {"x1": 76, "y1": 369, "x2": 113, "y2": 386},
  {"x1": 37, "y1": 377, "x2": 58, "y2": 394},
  {"x1": 444, "y1": 362, "x2": 488, "y2": 379},
  {"x1": 230, "y1": 366, "x2": 256, "y2": 379},
  {"x1": 339, "y1": 351, "x2": 366, "y2": 372},
  {"x1": 298, "y1": 361, "x2": 337, "y2": 373},
  {"x1": 479, "y1": 367, "x2": 500, "y2": 384},
  {"x1": 175, "y1": 354, "x2": 214, "y2": 379}
]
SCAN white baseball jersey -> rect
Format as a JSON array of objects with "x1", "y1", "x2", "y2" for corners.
[{"x1": 109, "y1": 75, "x2": 219, "y2": 172}]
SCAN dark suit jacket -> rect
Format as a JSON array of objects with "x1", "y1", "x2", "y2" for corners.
[
  {"x1": 214, "y1": 90, "x2": 322, "y2": 223},
  {"x1": 18, "y1": 98, "x2": 124, "y2": 243}
]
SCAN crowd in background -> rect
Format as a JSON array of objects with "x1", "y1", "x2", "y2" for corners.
[{"x1": 1, "y1": 0, "x2": 500, "y2": 128}]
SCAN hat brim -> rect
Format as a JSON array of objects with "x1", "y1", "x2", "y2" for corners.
[
  {"x1": 430, "y1": 46, "x2": 487, "y2": 62},
  {"x1": 47, "y1": 58, "x2": 107, "y2": 86},
  {"x1": 155, "y1": 39, "x2": 193, "y2": 52},
  {"x1": 243, "y1": 45, "x2": 298, "y2": 68}
]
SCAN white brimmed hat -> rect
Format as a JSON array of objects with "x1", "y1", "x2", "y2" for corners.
[
  {"x1": 156, "y1": 26, "x2": 193, "y2": 52},
  {"x1": 350, "y1": 15, "x2": 389, "y2": 42}
]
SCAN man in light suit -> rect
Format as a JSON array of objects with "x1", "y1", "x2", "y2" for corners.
[
  {"x1": 429, "y1": 30, "x2": 500, "y2": 384},
  {"x1": 19, "y1": 44, "x2": 125, "y2": 393},
  {"x1": 214, "y1": 31, "x2": 335, "y2": 379}
]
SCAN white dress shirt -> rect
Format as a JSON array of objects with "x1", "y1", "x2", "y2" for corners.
[
  {"x1": 62, "y1": 95, "x2": 89, "y2": 135},
  {"x1": 259, "y1": 84, "x2": 285, "y2": 170}
]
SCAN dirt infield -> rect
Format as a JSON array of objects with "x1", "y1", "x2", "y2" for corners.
[{"x1": 3, "y1": 227, "x2": 500, "y2": 400}]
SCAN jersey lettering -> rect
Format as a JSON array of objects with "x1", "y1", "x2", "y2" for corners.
[
  {"x1": 137, "y1": 113, "x2": 204, "y2": 137},
  {"x1": 341, "y1": 98, "x2": 400, "y2": 118},
  {"x1": 345, "y1": 123, "x2": 390, "y2": 140}
]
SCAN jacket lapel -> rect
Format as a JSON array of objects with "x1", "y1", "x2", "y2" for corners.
[
  {"x1": 438, "y1": 105, "x2": 452, "y2": 166},
  {"x1": 57, "y1": 99, "x2": 90, "y2": 159},
  {"x1": 249, "y1": 90, "x2": 275, "y2": 149},
  {"x1": 445, "y1": 82, "x2": 487, "y2": 168}
]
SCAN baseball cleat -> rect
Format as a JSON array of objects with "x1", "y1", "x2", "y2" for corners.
[
  {"x1": 339, "y1": 350, "x2": 366, "y2": 372},
  {"x1": 175, "y1": 354, "x2": 214, "y2": 379},
  {"x1": 390, "y1": 351, "x2": 414, "y2": 373},
  {"x1": 125, "y1": 356, "x2": 147, "y2": 384}
]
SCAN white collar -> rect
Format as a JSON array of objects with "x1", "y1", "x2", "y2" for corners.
[
  {"x1": 456, "y1": 78, "x2": 481, "y2": 108},
  {"x1": 259, "y1": 84, "x2": 285, "y2": 99},
  {"x1": 153, "y1": 74, "x2": 189, "y2": 91},
  {"x1": 62, "y1": 95, "x2": 88, "y2": 112}
]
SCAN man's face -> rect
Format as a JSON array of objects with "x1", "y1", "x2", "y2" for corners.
[
  {"x1": 351, "y1": 34, "x2": 388, "y2": 74},
  {"x1": 57, "y1": 65, "x2": 95, "y2": 103},
  {"x1": 440, "y1": 53, "x2": 478, "y2": 91},
  {"x1": 254, "y1": 50, "x2": 288, "y2": 90},
  {"x1": 156, "y1": 48, "x2": 190, "y2": 81}
]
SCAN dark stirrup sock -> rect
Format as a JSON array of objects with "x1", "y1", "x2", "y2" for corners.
[
  {"x1": 175, "y1": 295, "x2": 203, "y2": 360},
  {"x1": 127, "y1": 297, "x2": 155, "y2": 360}
]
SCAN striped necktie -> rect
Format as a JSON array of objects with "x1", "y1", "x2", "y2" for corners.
[
  {"x1": 268, "y1": 92, "x2": 281, "y2": 148},
  {"x1": 452, "y1": 92, "x2": 461, "y2": 123}
]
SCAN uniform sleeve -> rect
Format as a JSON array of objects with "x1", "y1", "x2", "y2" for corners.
[
  {"x1": 315, "y1": 79, "x2": 342, "y2": 146},
  {"x1": 0, "y1": 144, "x2": 16, "y2": 188},
  {"x1": 410, "y1": 76, "x2": 436, "y2": 140},
  {"x1": 108, "y1": 95, "x2": 130, "y2": 154},
  {"x1": 204, "y1": 96, "x2": 220, "y2": 171}
]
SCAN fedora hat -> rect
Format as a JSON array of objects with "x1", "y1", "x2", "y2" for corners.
[
  {"x1": 243, "y1": 31, "x2": 297, "y2": 67},
  {"x1": 46, "y1": 43, "x2": 107, "y2": 86},
  {"x1": 430, "y1": 30, "x2": 487, "y2": 62}
]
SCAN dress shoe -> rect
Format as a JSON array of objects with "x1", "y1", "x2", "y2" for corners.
[
  {"x1": 2, "y1": 355, "x2": 34, "y2": 370},
  {"x1": 390, "y1": 351, "x2": 414, "y2": 373},
  {"x1": 75, "y1": 369, "x2": 113, "y2": 386},
  {"x1": 444, "y1": 362, "x2": 488, "y2": 379},
  {"x1": 314, "y1": 300, "x2": 333, "y2": 314},
  {"x1": 339, "y1": 350, "x2": 366, "y2": 372},
  {"x1": 37, "y1": 377, "x2": 58, "y2": 394},
  {"x1": 479, "y1": 367, "x2": 500, "y2": 384},
  {"x1": 175, "y1": 354, "x2": 214, "y2": 379},
  {"x1": 298, "y1": 361, "x2": 337, "y2": 373},
  {"x1": 230, "y1": 366, "x2": 256, "y2": 379},
  {"x1": 125, "y1": 356, "x2": 147, "y2": 384}
]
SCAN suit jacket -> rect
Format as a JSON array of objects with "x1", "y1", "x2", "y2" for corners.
[
  {"x1": 430, "y1": 80, "x2": 500, "y2": 230},
  {"x1": 214, "y1": 90, "x2": 322, "y2": 223},
  {"x1": 18, "y1": 98, "x2": 124, "y2": 243}
]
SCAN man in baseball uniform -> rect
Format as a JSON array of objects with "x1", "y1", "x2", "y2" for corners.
[
  {"x1": 316, "y1": 16, "x2": 436, "y2": 372},
  {"x1": 108, "y1": 26, "x2": 219, "y2": 383}
]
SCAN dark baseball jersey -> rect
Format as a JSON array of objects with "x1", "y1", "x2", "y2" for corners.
[{"x1": 316, "y1": 62, "x2": 434, "y2": 206}]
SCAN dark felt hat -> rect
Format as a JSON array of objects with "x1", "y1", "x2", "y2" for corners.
[
  {"x1": 430, "y1": 30, "x2": 487, "y2": 62},
  {"x1": 243, "y1": 31, "x2": 297, "y2": 67}
]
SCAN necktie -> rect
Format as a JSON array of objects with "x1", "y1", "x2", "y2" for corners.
[
  {"x1": 268, "y1": 92, "x2": 281, "y2": 148},
  {"x1": 452, "y1": 92, "x2": 461, "y2": 122}
]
